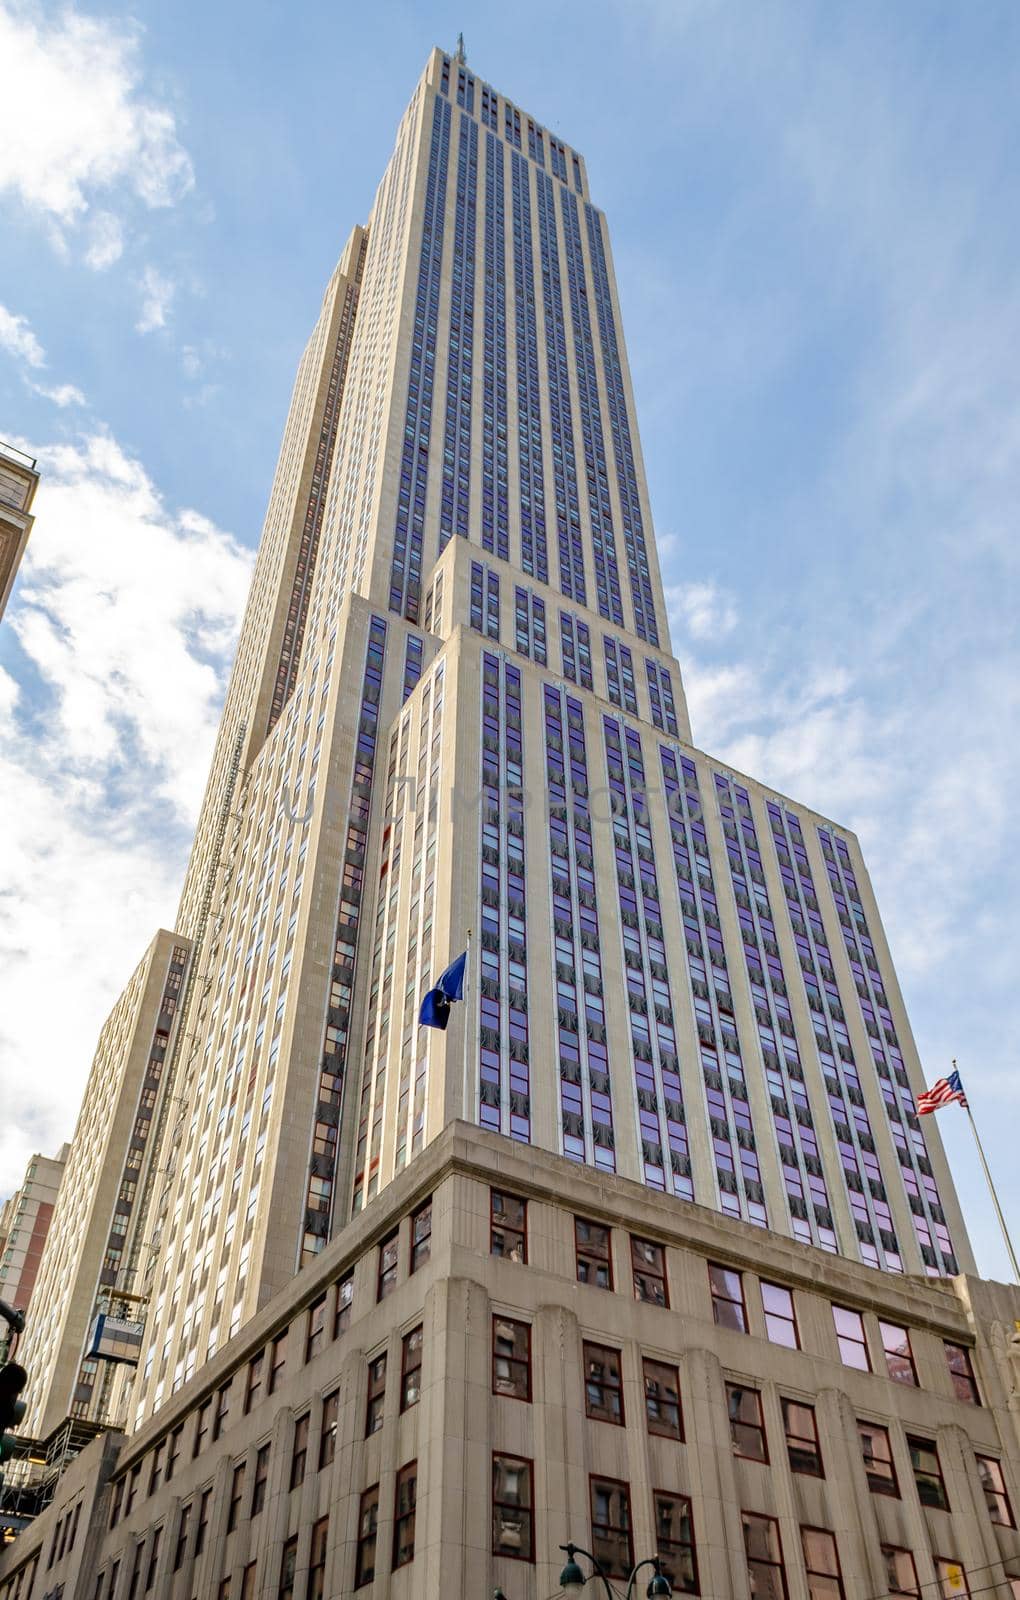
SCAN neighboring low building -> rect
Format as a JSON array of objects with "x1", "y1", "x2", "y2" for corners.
[
  {"x1": 1, "y1": 1122, "x2": 1018, "y2": 1600},
  {"x1": 0, "y1": 1147, "x2": 67, "y2": 1322},
  {"x1": 0, "y1": 440, "x2": 38, "y2": 622}
]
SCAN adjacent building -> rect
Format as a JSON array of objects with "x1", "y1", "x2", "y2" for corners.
[
  {"x1": 0, "y1": 43, "x2": 1012, "y2": 1600},
  {"x1": 0, "y1": 1147, "x2": 67, "y2": 1323},
  {"x1": 0, "y1": 440, "x2": 38, "y2": 622}
]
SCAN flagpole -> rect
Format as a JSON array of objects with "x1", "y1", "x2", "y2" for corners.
[
  {"x1": 954, "y1": 1059, "x2": 1020, "y2": 1283},
  {"x1": 462, "y1": 928, "x2": 473, "y2": 1123}
]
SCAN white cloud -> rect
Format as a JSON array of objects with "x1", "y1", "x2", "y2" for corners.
[
  {"x1": 0, "y1": 432, "x2": 251, "y2": 1193},
  {"x1": 0, "y1": 4, "x2": 194, "y2": 236},
  {"x1": 85, "y1": 210, "x2": 124, "y2": 270},
  {"x1": 666, "y1": 578, "x2": 738, "y2": 639},
  {"x1": 29, "y1": 380, "x2": 86, "y2": 408},
  {"x1": 136, "y1": 265, "x2": 176, "y2": 333},
  {"x1": 0, "y1": 303, "x2": 45, "y2": 368}
]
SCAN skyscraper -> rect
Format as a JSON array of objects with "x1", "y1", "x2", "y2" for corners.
[
  {"x1": 0, "y1": 439, "x2": 38, "y2": 623},
  {"x1": 18, "y1": 43, "x2": 970, "y2": 1443},
  {"x1": 5, "y1": 48, "x2": 1019, "y2": 1600}
]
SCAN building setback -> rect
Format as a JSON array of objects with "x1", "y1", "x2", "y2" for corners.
[
  {"x1": 0, "y1": 1147, "x2": 66, "y2": 1325},
  {"x1": 1, "y1": 41, "x2": 1014, "y2": 1600}
]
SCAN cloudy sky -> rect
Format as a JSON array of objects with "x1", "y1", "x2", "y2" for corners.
[{"x1": 1, "y1": 0, "x2": 1017, "y2": 1280}]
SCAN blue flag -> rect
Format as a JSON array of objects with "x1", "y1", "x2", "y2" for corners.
[{"x1": 419, "y1": 950, "x2": 468, "y2": 1031}]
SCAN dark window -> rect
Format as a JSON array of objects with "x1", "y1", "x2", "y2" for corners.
[
  {"x1": 268, "y1": 1332, "x2": 287, "y2": 1394},
  {"x1": 832, "y1": 1307, "x2": 870, "y2": 1371},
  {"x1": 411, "y1": 1200, "x2": 432, "y2": 1271},
  {"x1": 306, "y1": 1295, "x2": 327, "y2": 1363},
  {"x1": 252, "y1": 1443, "x2": 271, "y2": 1516},
  {"x1": 859, "y1": 1421, "x2": 898, "y2": 1496},
  {"x1": 227, "y1": 1462, "x2": 245, "y2": 1532},
  {"x1": 195, "y1": 1488, "x2": 212, "y2": 1556},
  {"x1": 631, "y1": 1236, "x2": 669, "y2": 1307},
  {"x1": 144, "y1": 1527, "x2": 161, "y2": 1593},
  {"x1": 743, "y1": 1511, "x2": 788, "y2": 1600},
  {"x1": 491, "y1": 1190, "x2": 527, "y2": 1262},
  {"x1": 193, "y1": 1400, "x2": 211, "y2": 1459},
  {"x1": 148, "y1": 1441, "x2": 164, "y2": 1496},
  {"x1": 654, "y1": 1492, "x2": 698, "y2": 1594},
  {"x1": 575, "y1": 1217, "x2": 612, "y2": 1288},
  {"x1": 334, "y1": 1272, "x2": 354, "y2": 1337},
  {"x1": 801, "y1": 1528, "x2": 845, "y2": 1600},
  {"x1": 882, "y1": 1546, "x2": 920, "y2": 1599},
  {"x1": 127, "y1": 1540, "x2": 143, "y2": 1600},
  {"x1": 709, "y1": 1263, "x2": 747, "y2": 1332},
  {"x1": 393, "y1": 1461, "x2": 417, "y2": 1569},
  {"x1": 401, "y1": 1325, "x2": 423, "y2": 1411},
  {"x1": 241, "y1": 1563, "x2": 258, "y2": 1600},
  {"x1": 944, "y1": 1343, "x2": 979, "y2": 1404},
  {"x1": 218, "y1": 1580, "x2": 231, "y2": 1600},
  {"x1": 879, "y1": 1321, "x2": 917, "y2": 1386},
  {"x1": 590, "y1": 1477, "x2": 633, "y2": 1578},
  {"x1": 109, "y1": 1479, "x2": 124, "y2": 1529},
  {"x1": 172, "y1": 1504, "x2": 190, "y2": 1571},
  {"x1": 366, "y1": 1353, "x2": 387, "y2": 1435},
  {"x1": 907, "y1": 1435, "x2": 949, "y2": 1510},
  {"x1": 727, "y1": 1383, "x2": 768, "y2": 1462},
  {"x1": 308, "y1": 1519, "x2": 328, "y2": 1600},
  {"x1": 212, "y1": 1380, "x2": 231, "y2": 1441},
  {"x1": 762, "y1": 1282, "x2": 799, "y2": 1348},
  {"x1": 492, "y1": 1453, "x2": 533, "y2": 1562},
  {"x1": 935, "y1": 1559, "x2": 970, "y2": 1600},
  {"x1": 290, "y1": 1414, "x2": 309, "y2": 1490},
  {"x1": 278, "y1": 1534, "x2": 297, "y2": 1600},
  {"x1": 319, "y1": 1389, "x2": 339, "y2": 1469},
  {"x1": 977, "y1": 1456, "x2": 1015, "y2": 1526},
  {"x1": 643, "y1": 1358, "x2": 683, "y2": 1440},
  {"x1": 378, "y1": 1231, "x2": 399, "y2": 1300},
  {"x1": 492, "y1": 1316, "x2": 531, "y2": 1401},
  {"x1": 165, "y1": 1425, "x2": 183, "y2": 1483},
  {"x1": 583, "y1": 1342, "x2": 624, "y2": 1425},
  {"x1": 355, "y1": 1485, "x2": 379, "y2": 1587},
  {"x1": 782, "y1": 1398, "x2": 823, "y2": 1476},
  {"x1": 244, "y1": 1351, "x2": 264, "y2": 1414}
]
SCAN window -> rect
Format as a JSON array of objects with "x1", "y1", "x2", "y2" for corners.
[
  {"x1": 411, "y1": 1200, "x2": 432, "y2": 1271},
  {"x1": 109, "y1": 1479, "x2": 124, "y2": 1529},
  {"x1": 219, "y1": 1579, "x2": 232, "y2": 1600},
  {"x1": 882, "y1": 1547, "x2": 920, "y2": 1599},
  {"x1": 977, "y1": 1456, "x2": 1015, "y2": 1526},
  {"x1": 165, "y1": 1425, "x2": 183, "y2": 1483},
  {"x1": 194, "y1": 1399, "x2": 211, "y2": 1458},
  {"x1": 241, "y1": 1563, "x2": 258, "y2": 1600},
  {"x1": 252, "y1": 1443, "x2": 270, "y2": 1516},
  {"x1": 643, "y1": 1358, "x2": 683, "y2": 1440},
  {"x1": 366, "y1": 1353, "x2": 387, "y2": 1435},
  {"x1": 227, "y1": 1462, "x2": 245, "y2": 1532},
  {"x1": 334, "y1": 1272, "x2": 354, "y2": 1337},
  {"x1": 172, "y1": 1504, "x2": 191, "y2": 1571},
  {"x1": 308, "y1": 1518, "x2": 328, "y2": 1600},
  {"x1": 492, "y1": 1454, "x2": 533, "y2": 1562},
  {"x1": 907, "y1": 1435, "x2": 949, "y2": 1510},
  {"x1": 268, "y1": 1331, "x2": 287, "y2": 1394},
  {"x1": 654, "y1": 1492, "x2": 698, "y2": 1595},
  {"x1": 355, "y1": 1485, "x2": 379, "y2": 1587},
  {"x1": 782, "y1": 1399, "x2": 823, "y2": 1477},
  {"x1": 575, "y1": 1217, "x2": 612, "y2": 1288},
  {"x1": 393, "y1": 1461, "x2": 417, "y2": 1569},
  {"x1": 727, "y1": 1384, "x2": 768, "y2": 1462},
  {"x1": 401, "y1": 1325, "x2": 423, "y2": 1411},
  {"x1": 859, "y1": 1421, "x2": 898, "y2": 1496},
  {"x1": 879, "y1": 1322, "x2": 917, "y2": 1386},
  {"x1": 762, "y1": 1282, "x2": 799, "y2": 1348},
  {"x1": 590, "y1": 1478, "x2": 633, "y2": 1578},
  {"x1": 491, "y1": 1190, "x2": 527, "y2": 1262},
  {"x1": 195, "y1": 1488, "x2": 212, "y2": 1556},
  {"x1": 936, "y1": 1559, "x2": 970, "y2": 1599},
  {"x1": 632, "y1": 1236, "x2": 669, "y2": 1307},
  {"x1": 492, "y1": 1316, "x2": 531, "y2": 1401},
  {"x1": 144, "y1": 1527, "x2": 161, "y2": 1593},
  {"x1": 378, "y1": 1231, "x2": 398, "y2": 1299},
  {"x1": 127, "y1": 1540, "x2": 144, "y2": 1600},
  {"x1": 306, "y1": 1295, "x2": 327, "y2": 1363},
  {"x1": 290, "y1": 1413, "x2": 309, "y2": 1490},
  {"x1": 583, "y1": 1343, "x2": 624, "y2": 1425},
  {"x1": 278, "y1": 1535, "x2": 297, "y2": 1600},
  {"x1": 743, "y1": 1512, "x2": 787, "y2": 1600},
  {"x1": 213, "y1": 1380, "x2": 231, "y2": 1441},
  {"x1": 319, "y1": 1389, "x2": 339, "y2": 1469},
  {"x1": 945, "y1": 1343, "x2": 979, "y2": 1404},
  {"x1": 148, "y1": 1441, "x2": 164, "y2": 1496},
  {"x1": 244, "y1": 1352, "x2": 264, "y2": 1414},
  {"x1": 801, "y1": 1528, "x2": 844, "y2": 1600},
  {"x1": 832, "y1": 1307, "x2": 870, "y2": 1371},
  {"x1": 709, "y1": 1264, "x2": 747, "y2": 1332}
]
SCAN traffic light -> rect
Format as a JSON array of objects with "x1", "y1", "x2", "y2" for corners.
[{"x1": 0, "y1": 1363, "x2": 27, "y2": 1465}]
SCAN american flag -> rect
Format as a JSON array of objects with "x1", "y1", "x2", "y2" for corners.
[{"x1": 916, "y1": 1068, "x2": 968, "y2": 1116}]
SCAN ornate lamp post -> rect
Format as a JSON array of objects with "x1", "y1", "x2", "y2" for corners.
[{"x1": 558, "y1": 1542, "x2": 672, "y2": 1598}]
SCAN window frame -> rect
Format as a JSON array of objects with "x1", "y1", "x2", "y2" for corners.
[
  {"x1": 653, "y1": 1490, "x2": 699, "y2": 1596},
  {"x1": 976, "y1": 1455, "x2": 1015, "y2": 1527},
  {"x1": 377, "y1": 1231, "x2": 399, "y2": 1300},
  {"x1": 251, "y1": 1442, "x2": 271, "y2": 1516},
  {"x1": 727, "y1": 1382, "x2": 769, "y2": 1463},
  {"x1": 410, "y1": 1200, "x2": 432, "y2": 1272},
  {"x1": 401, "y1": 1324, "x2": 424, "y2": 1412},
  {"x1": 305, "y1": 1294, "x2": 327, "y2": 1364},
  {"x1": 708, "y1": 1263, "x2": 748, "y2": 1332},
  {"x1": 334, "y1": 1271, "x2": 354, "y2": 1338},
  {"x1": 944, "y1": 1342, "x2": 980, "y2": 1405},
  {"x1": 859, "y1": 1419, "x2": 899, "y2": 1496},
  {"x1": 832, "y1": 1306, "x2": 870, "y2": 1371},
  {"x1": 308, "y1": 1518, "x2": 328, "y2": 1600},
  {"x1": 935, "y1": 1558, "x2": 970, "y2": 1600},
  {"x1": 631, "y1": 1236, "x2": 669, "y2": 1308},
  {"x1": 800, "y1": 1526, "x2": 845, "y2": 1600},
  {"x1": 365, "y1": 1352, "x2": 387, "y2": 1436},
  {"x1": 354, "y1": 1484, "x2": 379, "y2": 1589},
  {"x1": 583, "y1": 1341, "x2": 625, "y2": 1426},
  {"x1": 743, "y1": 1510, "x2": 789, "y2": 1600},
  {"x1": 589, "y1": 1475, "x2": 634, "y2": 1580},
  {"x1": 782, "y1": 1398, "x2": 824, "y2": 1477},
  {"x1": 882, "y1": 1546, "x2": 920, "y2": 1600},
  {"x1": 267, "y1": 1331, "x2": 287, "y2": 1395},
  {"x1": 227, "y1": 1461, "x2": 245, "y2": 1533},
  {"x1": 289, "y1": 1413, "x2": 309, "y2": 1491},
  {"x1": 879, "y1": 1321, "x2": 918, "y2": 1386},
  {"x1": 492, "y1": 1452, "x2": 534, "y2": 1564},
  {"x1": 491, "y1": 1189, "x2": 528, "y2": 1263},
  {"x1": 244, "y1": 1351, "x2": 264, "y2": 1414},
  {"x1": 492, "y1": 1314, "x2": 532, "y2": 1403},
  {"x1": 392, "y1": 1461, "x2": 417, "y2": 1570},
  {"x1": 761, "y1": 1281, "x2": 800, "y2": 1348},
  {"x1": 575, "y1": 1217, "x2": 613, "y2": 1289},
  {"x1": 319, "y1": 1388, "x2": 339, "y2": 1469},
  {"x1": 907, "y1": 1434, "x2": 950, "y2": 1511},
  {"x1": 643, "y1": 1357, "x2": 683, "y2": 1441}
]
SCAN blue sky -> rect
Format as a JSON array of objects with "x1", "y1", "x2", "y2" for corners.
[{"x1": 1, "y1": 0, "x2": 1017, "y2": 1281}]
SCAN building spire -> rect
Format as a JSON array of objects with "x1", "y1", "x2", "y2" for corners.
[{"x1": 455, "y1": 31, "x2": 467, "y2": 64}]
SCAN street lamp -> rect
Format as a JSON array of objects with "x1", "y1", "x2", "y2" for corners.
[{"x1": 559, "y1": 1542, "x2": 672, "y2": 1598}]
